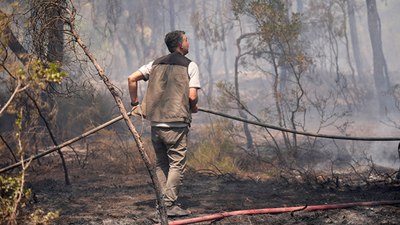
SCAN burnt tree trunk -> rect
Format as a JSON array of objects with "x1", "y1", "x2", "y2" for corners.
[
  {"x1": 46, "y1": 0, "x2": 65, "y2": 63},
  {"x1": 347, "y1": 0, "x2": 365, "y2": 78},
  {"x1": 168, "y1": 0, "x2": 175, "y2": 30},
  {"x1": 234, "y1": 33, "x2": 254, "y2": 151},
  {"x1": 217, "y1": 1, "x2": 230, "y2": 80},
  {"x1": 201, "y1": 1, "x2": 215, "y2": 100},
  {"x1": 366, "y1": 0, "x2": 391, "y2": 114}
]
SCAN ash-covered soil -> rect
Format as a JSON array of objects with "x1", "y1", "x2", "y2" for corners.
[{"x1": 23, "y1": 161, "x2": 400, "y2": 225}]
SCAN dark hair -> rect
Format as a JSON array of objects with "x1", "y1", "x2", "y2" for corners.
[{"x1": 164, "y1": 30, "x2": 185, "y2": 53}]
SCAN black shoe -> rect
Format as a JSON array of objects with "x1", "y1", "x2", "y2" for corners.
[{"x1": 167, "y1": 205, "x2": 191, "y2": 217}]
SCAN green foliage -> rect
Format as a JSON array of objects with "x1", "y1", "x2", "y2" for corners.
[
  {"x1": 0, "y1": 176, "x2": 60, "y2": 224},
  {"x1": 21, "y1": 60, "x2": 68, "y2": 89},
  {"x1": 232, "y1": 0, "x2": 285, "y2": 20},
  {"x1": 0, "y1": 176, "x2": 32, "y2": 222},
  {"x1": 230, "y1": 0, "x2": 313, "y2": 158},
  {"x1": 231, "y1": 0, "x2": 306, "y2": 66}
]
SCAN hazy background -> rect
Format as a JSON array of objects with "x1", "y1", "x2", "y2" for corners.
[
  {"x1": 68, "y1": 0, "x2": 400, "y2": 167},
  {"x1": 1, "y1": 0, "x2": 399, "y2": 171}
]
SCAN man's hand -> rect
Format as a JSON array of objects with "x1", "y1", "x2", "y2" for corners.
[
  {"x1": 131, "y1": 103, "x2": 145, "y2": 118},
  {"x1": 131, "y1": 105, "x2": 138, "y2": 112}
]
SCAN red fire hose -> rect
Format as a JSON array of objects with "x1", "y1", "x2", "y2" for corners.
[{"x1": 158, "y1": 200, "x2": 400, "y2": 225}]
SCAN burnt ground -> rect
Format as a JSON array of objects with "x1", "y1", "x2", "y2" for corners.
[{"x1": 22, "y1": 155, "x2": 400, "y2": 225}]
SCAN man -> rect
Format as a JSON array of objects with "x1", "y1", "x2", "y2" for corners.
[{"x1": 127, "y1": 30, "x2": 200, "y2": 217}]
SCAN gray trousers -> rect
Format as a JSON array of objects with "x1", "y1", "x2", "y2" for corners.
[{"x1": 151, "y1": 126, "x2": 189, "y2": 205}]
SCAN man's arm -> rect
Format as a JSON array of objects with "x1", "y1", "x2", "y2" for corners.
[
  {"x1": 128, "y1": 70, "x2": 145, "y2": 106},
  {"x1": 187, "y1": 62, "x2": 201, "y2": 114},
  {"x1": 189, "y1": 87, "x2": 199, "y2": 113}
]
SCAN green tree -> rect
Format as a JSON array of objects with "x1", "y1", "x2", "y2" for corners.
[{"x1": 231, "y1": 0, "x2": 309, "y2": 160}]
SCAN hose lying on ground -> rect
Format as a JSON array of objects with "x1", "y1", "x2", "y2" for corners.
[{"x1": 159, "y1": 200, "x2": 400, "y2": 225}]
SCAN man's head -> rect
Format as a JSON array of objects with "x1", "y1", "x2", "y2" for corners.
[{"x1": 165, "y1": 30, "x2": 189, "y2": 55}]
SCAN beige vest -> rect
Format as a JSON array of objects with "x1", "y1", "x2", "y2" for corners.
[{"x1": 142, "y1": 53, "x2": 192, "y2": 124}]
